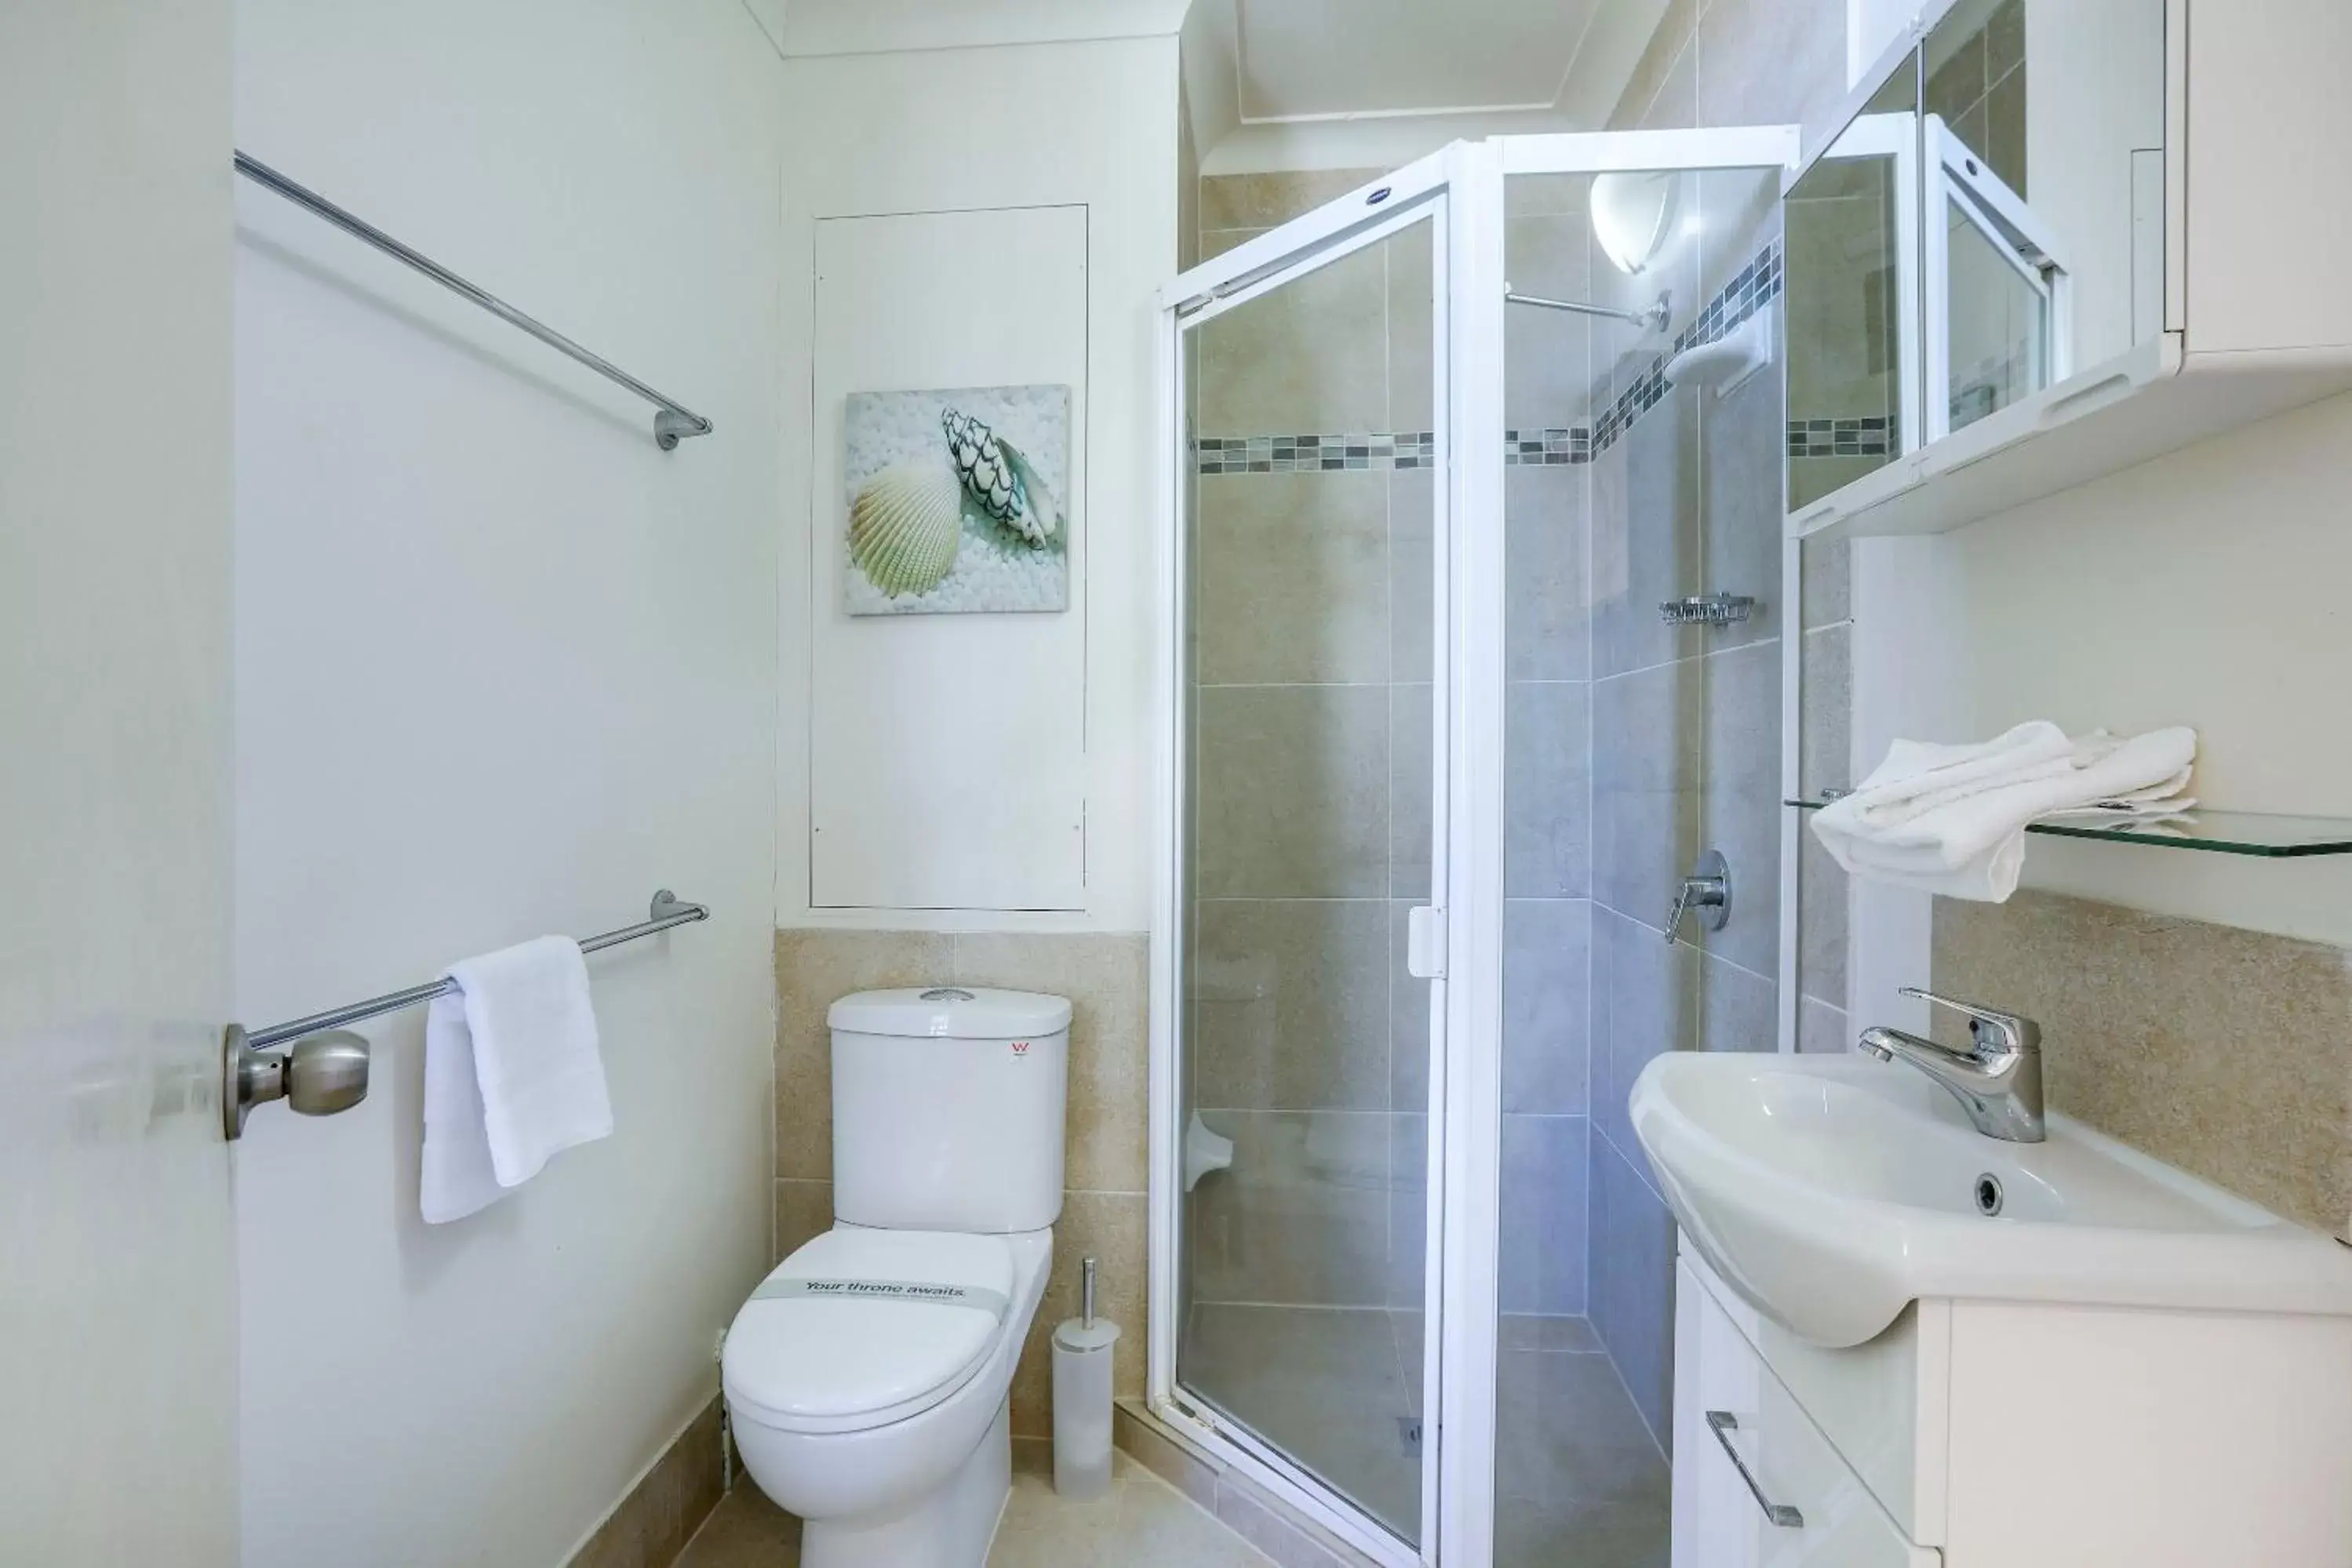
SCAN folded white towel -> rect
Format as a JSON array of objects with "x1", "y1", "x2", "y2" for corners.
[
  {"x1": 421, "y1": 935, "x2": 611, "y2": 1224},
  {"x1": 1812, "y1": 725, "x2": 2197, "y2": 902}
]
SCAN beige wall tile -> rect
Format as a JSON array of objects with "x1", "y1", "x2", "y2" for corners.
[
  {"x1": 1200, "y1": 170, "x2": 1384, "y2": 232},
  {"x1": 1010, "y1": 1190, "x2": 1149, "y2": 1436},
  {"x1": 1193, "y1": 685, "x2": 1389, "y2": 899},
  {"x1": 1195, "y1": 471, "x2": 1391, "y2": 685},
  {"x1": 567, "y1": 1395, "x2": 725, "y2": 1568},
  {"x1": 1185, "y1": 1110, "x2": 1392, "y2": 1306},
  {"x1": 1192, "y1": 898, "x2": 1391, "y2": 1113},
  {"x1": 1201, "y1": 225, "x2": 1267, "y2": 261},
  {"x1": 774, "y1": 1177, "x2": 833, "y2": 1265},
  {"x1": 1695, "y1": 0, "x2": 1849, "y2": 146},
  {"x1": 1935, "y1": 891, "x2": 2352, "y2": 1239},
  {"x1": 953, "y1": 930, "x2": 1151, "y2": 1195},
  {"x1": 1386, "y1": 224, "x2": 1435, "y2": 435},
  {"x1": 1610, "y1": 0, "x2": 1698, "y2": 130},
  {"x1": 1196, "y1": 240, "x2": 1389, "y2": 435},
  {"x1": 773, "y1": 928, "x2": 953, "y2": 1181}
]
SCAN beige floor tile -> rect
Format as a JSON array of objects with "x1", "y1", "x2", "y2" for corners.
[
  {"x1": 986, "y1": 1467, "x2": 1123, "y2": 1566},
  {"x1": 1114, "y1": 1469, "x2": 1279, "y2": 1568}
]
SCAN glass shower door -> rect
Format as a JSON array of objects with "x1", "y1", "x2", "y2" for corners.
[{"x1": 1169, "y1": 184, "x2": 1447, "y2": 1555}]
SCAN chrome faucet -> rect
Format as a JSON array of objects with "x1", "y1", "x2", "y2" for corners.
[{"x1": 1858, "y1": 988, "x2": 2045, "y2": 1143}]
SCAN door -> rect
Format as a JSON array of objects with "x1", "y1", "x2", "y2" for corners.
[
  {"x1": 0, "y1": 3, "x2": 240, "y2": 1561},
  {"x1": 1152, "y1": 152, "x2": 1458, "y2": 1566}
]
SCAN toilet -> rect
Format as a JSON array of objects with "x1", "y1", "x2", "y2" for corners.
[{"x1": 722, "y1": 986, "x2": 1070, "y2": 1568}]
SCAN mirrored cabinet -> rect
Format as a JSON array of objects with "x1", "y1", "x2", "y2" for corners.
[{"x1": 1786, "y1": 0, "x2": 2352, "y2": 540}]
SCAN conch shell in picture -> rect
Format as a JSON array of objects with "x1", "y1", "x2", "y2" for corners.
[
  {"x1": 942, "y1": 406, "x2": 1061, "y2": 548},
  {"x1": 848, "y1": 452, "x2": 965, "y2": 597}
]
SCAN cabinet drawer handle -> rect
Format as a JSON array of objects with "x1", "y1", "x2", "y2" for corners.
[{"x1": 1706, "y1": 1410, "x2": 1804, "y2": 1528}]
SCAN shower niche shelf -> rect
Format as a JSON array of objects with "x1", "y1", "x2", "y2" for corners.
[{"x1": 1786, "y1": 798, "x2": 2352, "y2": 859}]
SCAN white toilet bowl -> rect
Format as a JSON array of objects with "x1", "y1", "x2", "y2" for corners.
[{"x1": 723, "y1": 1223, "x2": 1054, "y2": 1568}]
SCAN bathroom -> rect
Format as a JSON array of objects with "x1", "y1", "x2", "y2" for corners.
[{"x1": 7, "y1": 1, "x2": 2350, "y2": 1566}]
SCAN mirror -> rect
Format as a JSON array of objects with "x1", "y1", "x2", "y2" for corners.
[
  {"x1": 1921, "y1": 0, "x2": 2167, "y2": 437},
  {"x1": 1784, "y1": 52, "x2": 1922, "y2": 513}
]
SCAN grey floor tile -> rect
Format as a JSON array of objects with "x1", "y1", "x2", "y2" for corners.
[
  {"x1": 1499, "y1": 1313, "x2": 1604, "y2": 1354},
  {"x1": 1495, "y1": 1348, "x2": 1672, "y2": 1507},
  {"x1": 1181, "y1": 1304, "x2": 1421, "y2": 1541}
]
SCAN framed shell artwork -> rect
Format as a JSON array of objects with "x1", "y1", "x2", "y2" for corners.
[{"x1": 842, "y1": 384, "x2": 1071, "y2": 614}]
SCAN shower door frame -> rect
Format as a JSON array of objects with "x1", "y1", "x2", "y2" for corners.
[
  {"x1": 1150, "y1": 125, "x2": 1804, "y2": 1568},
  {"x1": 1149, "y1": 141, "x2": 1467, "y2": 1568}
]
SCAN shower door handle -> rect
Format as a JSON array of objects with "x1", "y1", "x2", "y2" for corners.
[{"x1": 1405, "y1": 907, "x2": 1446, "y2": 980}]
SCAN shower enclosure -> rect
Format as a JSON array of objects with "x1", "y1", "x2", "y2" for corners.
[{"x1": 1151, "y1": 126, "x2": 1802, "y2": 1567}]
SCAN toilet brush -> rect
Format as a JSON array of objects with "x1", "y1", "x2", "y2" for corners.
[{"x1": 1051, "y1": 1255, "x2": 1121, "y2": 1500}]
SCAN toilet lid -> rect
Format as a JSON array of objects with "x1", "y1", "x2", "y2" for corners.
[{"x1": 724, "y1": 1227, "x2": 1016, "y2": 1434}]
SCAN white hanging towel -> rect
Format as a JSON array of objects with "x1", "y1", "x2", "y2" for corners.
[
  {"x1": 1812, "y1": 724, "x2": 2197, "y2": 903},
  {"x1": 421, "y1": 934, "x2": 612, "y2": 1224}
]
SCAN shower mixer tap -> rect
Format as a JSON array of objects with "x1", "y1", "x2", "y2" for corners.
[{"x1": 1664, "y1": 850, "x2": 1731, "y2": 942}]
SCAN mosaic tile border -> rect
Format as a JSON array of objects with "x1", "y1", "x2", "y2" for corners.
[
  {"x1": 1194, "y1": 431, "x2": 1436, "y2": 474},
  {"x1": 1591, "y1": 236, "x2": 1782, "y2": 456},
  {"x1": 1193, "y1": 235, "x2": 1785, "y2": 475},
  {"x1": 1786, "y1": 416, "x2": 1892, "y2": 459}
]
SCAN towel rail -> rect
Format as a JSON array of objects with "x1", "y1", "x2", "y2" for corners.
[
  {"x1": 233, "y1": 151, "x2": 714, "y2": 450},
  {"x1": 244, "y1": 890, "x2": 708, "y2": 1053}
]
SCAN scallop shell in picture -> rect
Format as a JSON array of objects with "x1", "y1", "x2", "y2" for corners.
[{"x1": 848, "y1": 453, "x2": 964, "y2": 598}]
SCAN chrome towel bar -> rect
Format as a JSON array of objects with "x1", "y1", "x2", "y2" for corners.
[
  {"x1": 233, "y1": 151, "x2": 714, "y2": 450},
  {"x1": 245, "y1": 890, "x2": 708, "y2": 1053}
]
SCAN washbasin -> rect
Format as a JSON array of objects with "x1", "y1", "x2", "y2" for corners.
[{"x1": 1629, "y1": 1052, "x2": 2352, "y2": 1347}]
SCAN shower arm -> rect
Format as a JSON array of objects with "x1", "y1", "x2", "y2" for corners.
[{"x1": 1504, "y1": 286, "x2": 1672, "y2": 333}]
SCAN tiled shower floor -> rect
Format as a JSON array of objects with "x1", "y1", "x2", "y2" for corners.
[{"x1": 1181, "y1": 1303, "x2": 1669, "y2": 1567}]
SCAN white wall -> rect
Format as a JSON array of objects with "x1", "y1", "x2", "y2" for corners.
[
  {"x1": 231, "y1": 4, "x2": 783, "y2": 1563},
  {"x1": 777, "y1": 35, "x2": 1181, "y2": 933},
  {"x1": 1, "y1": 2, "x2": 238, "y2": 1560},
  {"x1": 1939, "y1": 391, "x2": 2352, "y2": 947}
]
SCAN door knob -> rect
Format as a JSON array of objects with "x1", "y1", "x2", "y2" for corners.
[
  {"x1": 221, "y1": 1026, "x2": 371, "y2": 1138},
  {"x1": 286, "y1": 1031, "x2": 370, "y2": 1116}
]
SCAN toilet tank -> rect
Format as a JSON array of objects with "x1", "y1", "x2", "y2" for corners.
[{"x1": 828, "y1": 987, "x2": 1071, "y2": 1233}]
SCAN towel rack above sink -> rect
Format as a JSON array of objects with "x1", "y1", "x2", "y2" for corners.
[
  {"x1": 1785, "y1": 799, "x2": 2352, "y2": 859},
  {"x1": 221, "y1": 890, "x2": 709, "y2": 1140}
]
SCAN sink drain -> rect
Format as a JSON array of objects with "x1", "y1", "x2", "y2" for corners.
[{"x1": 1974, "y1": 1173, "x2": 2005, "y2": 1217}]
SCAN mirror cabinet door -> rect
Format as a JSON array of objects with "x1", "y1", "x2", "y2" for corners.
[
  {"x1": 1921, "y1": 0, "x2": 2168, "y2": 437},
  {"x1": 1784, "y1": 53, "x2": 1923, "y2": 515}
]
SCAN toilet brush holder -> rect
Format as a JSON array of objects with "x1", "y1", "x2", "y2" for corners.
[{"x1": 1051, "y1": 1256, "x2": 1121, "y2": 1501}]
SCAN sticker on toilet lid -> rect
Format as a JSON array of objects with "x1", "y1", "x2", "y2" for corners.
[{"x1": 751, "y1": 1276, "x2": 1009, "y2": 1320}]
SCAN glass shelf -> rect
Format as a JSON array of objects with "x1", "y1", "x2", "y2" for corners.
[{"x1": 1783, "y1": 799, "x2": 2352, "y2": 858}]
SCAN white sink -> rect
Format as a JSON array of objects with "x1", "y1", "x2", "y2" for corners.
[{"x1": 1629, "y1": 1052, "x2": 2352, "y2": 1348}]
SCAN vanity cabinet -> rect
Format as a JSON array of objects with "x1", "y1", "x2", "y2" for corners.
[
  {"x1": 1670, "y1": 1242, "x2": 2352, "y2": 1566},
  {"x1": 1785, "y1": 0, "x2": 2352, "y2": 540}
]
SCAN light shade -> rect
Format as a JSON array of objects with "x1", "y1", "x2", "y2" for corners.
[{"x1": 1592, "y1": 170, "x2": 1677, "y2": 276}]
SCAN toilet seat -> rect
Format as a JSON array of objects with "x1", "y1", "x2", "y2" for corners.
[{"x1": 724, "y1": 1227, "x2": 1018, "y2": 1436}]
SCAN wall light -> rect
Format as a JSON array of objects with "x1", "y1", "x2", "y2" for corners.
[{"x1": 1592, "y1": 170, "x2": 1678, "y2": 276}]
